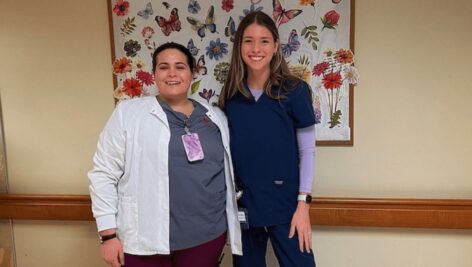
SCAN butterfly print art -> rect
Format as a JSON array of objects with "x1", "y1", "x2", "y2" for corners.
[
  {"x1": 187, "y1": 38, "x2": 200, "y2": 56},
  {"x1": 162, "y1": 1, "x2": 170, "y2": 9},
  {"x1": 155, "y1": 8, "x2": 181, "y2": 36},
  {"x1": 186, "y1": 5, "x2": 217, "y2": 39},
  {"x1": 195, "y1": 55, "x2": 208, "y2": 76},
  {"x1": 187, "y1": 0, "x2": 201, "y2": 14},
  {"x1": 272, "y1": 0, "x2": 302, "y2": 28},
  {"x1": 225, "y1": 16, "x2": 236, "y2": 42},
  {"x1": 137, "y1": 2, "x2": 153, "y2": 19},
  {"x1": 281, "y1": 29, "x2": 300, "y2": 58}
]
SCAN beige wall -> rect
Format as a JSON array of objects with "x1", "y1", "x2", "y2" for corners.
[
  {"x1": 1, "y1": 0, "x2": 113, "y2": 266},
  {"x1": 0, "y1": 0, "x2": 471, "y2": 266},
  {"x1": 315, "y1": 0, "x2": 472, "y2": 199}
]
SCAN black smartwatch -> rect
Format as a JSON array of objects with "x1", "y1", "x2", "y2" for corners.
[
  {"x1": 297, "y1": 194, "x2": 312, "y2": 204},
  {"x1": 99, "y1": 233, "x2": 117, "y2": 244}
]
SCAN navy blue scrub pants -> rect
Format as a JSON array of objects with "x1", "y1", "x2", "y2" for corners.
[{"x1": 233, "y1": 223, "x2": 316, "y2": 267}]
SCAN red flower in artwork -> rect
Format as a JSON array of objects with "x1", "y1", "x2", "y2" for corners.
[
  {"x1": 321, "y1": 10, "x2": 340, "y2": 30},
  {"x1": 136, "y1": 70, "x2": 154, "y2": 86},
  {"x1": 112, "y1": 57, "x2": 132, "y2": 74},
  {"x1": 322, "y1": 72, "x2": 343, "y2": 90},
  {"x1": 312, "y1": 62, "x2": 330, "y2": 76},
  {"x1": 335, "y1": 49, "x2": 354, "y2": 64},
  {"x1": 113, "y1": 0, "x2": 130, "y2": 17},
  {"x1": 221, "y1": 0, "x2": 234, "y2": 12},
  {"x1": 122, "y1": 78, "x2": 143, "y2": 97}
]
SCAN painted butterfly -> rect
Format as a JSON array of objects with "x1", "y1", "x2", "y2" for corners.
[
  {"x1": 162, "y1": 1, "x2": 170, "y2": 9},
  {"x1": 194, "y1": 55, "x2": 207, "y2": 76},
  {"x1": 186, "y1": 5, "x2": 217, "y2": 40},
  {"x1": 225, "y1": 16, "x2": 236, "y2": 42},
  {"x1": 272, "y1": 0, "x2": 302, "y2": 28},
  {"x1": 187, "y1": 38, "x2": 200, "y2": 56},
  {"x1": 239, "y1": 4, "x2": 263, "y2": 22},
  {"x1": 137, "y1": 2, "x2": 153, "y2": 19},
  {"x1": 155, "y1": 8, "x2": 181, "y2": 36},
  {"x1": 188, "y1": 0, "x2": 201, "y2": 14},
  {"x1": 281, "y1": 29, "x2": 300, "y2": 58}
]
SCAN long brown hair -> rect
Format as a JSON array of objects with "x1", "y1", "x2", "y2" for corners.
[{"x1": 218, "y1": 11, "x2": 301, "y2": 108}]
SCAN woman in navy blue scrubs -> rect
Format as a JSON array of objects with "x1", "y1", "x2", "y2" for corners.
[{"x1": 219, "y1": 11, "x2": 317, "y2": 267}]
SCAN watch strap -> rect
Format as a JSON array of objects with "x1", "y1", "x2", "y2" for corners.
[
  {"x1": 99, "y1": 233, "x2": 117, "y2": 244},
  {"x1": 297, "y1": 194, "x2": 312, "y2": 203}
]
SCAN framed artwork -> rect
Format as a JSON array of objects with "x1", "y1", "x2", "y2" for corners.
[{"x1": 107, "y1": 0, "x2": 357, "y2": 145}]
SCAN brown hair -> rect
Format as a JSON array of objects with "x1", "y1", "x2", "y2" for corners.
[{"x1": 218, "y1": 11, "x2": 301, "y2": 108}]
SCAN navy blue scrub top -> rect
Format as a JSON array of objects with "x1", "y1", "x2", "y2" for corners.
[{"x1": 225, "y1": 81, "x2": 316, "y2": 227}]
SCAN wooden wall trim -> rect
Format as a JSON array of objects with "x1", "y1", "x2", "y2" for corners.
[
  {"x1": 1, "y1": 194, "x2": 472, "y2": 229},
  {"x1": 0, "y1": 194, "x2": 92, "y2": 221},
  {"x1": 310, "y1": 197, "x2": 472, "y2": 229}
]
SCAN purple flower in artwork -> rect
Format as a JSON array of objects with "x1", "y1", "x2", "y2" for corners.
[
  {"x1": 198, "y1": 88, "x2": 215, "y2": 103},
  {"x1": 205, "y1": 38, "x2": 228, "y2": 61},
  {"x1": 314, "y1": 108, "x2": 322, "y2": 124}
]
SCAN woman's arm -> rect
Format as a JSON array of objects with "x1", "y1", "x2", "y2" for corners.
[
  {"x1": 289, "y1": 125, "x2": 315, "y2": 253},
  {"x1": 88, "y1": 104, "x2": 126, "y2": 267},
  {"x1": 297, "y1": 125, "x2": 315, "y2": 193}
]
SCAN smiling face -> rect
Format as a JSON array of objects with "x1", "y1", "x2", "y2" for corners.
[
  {"x1": 154, "y1": 48, "x2": 193, "y2": 102},
  {"x1": 241, "y1": 23, "x2": 278, "y2": 78}
]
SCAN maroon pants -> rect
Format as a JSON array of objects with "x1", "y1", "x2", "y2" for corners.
[{"x1": 123, "y1": 232, "x2": 226, "y2": 267}]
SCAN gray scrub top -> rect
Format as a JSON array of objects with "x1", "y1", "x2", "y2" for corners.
[{"x1": 158, "y1": 97, "x2": 227, "y2": 250}]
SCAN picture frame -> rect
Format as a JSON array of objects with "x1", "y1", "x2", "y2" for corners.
[{"x1": 107, "y1": 0, "x2": 356, "y2": 146}]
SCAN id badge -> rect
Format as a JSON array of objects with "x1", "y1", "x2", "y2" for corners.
[
  {"x1": 238, "y1": 207, "x2": 249, "y2": 229},
  {"x1": 182, "y1": 132, "x2": 204, "y2": 162}
]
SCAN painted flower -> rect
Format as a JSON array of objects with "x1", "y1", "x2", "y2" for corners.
[
  {"x1": 113, "y1": 87, "x2": 129, "y2": 100},
  {"x1": 335, "y1": 49, "x2": 354, "y2": 64},
  {"x1": 221, "y1": 0, "x2": 234, "y2": 12},
  {"x1": 312, "y1": 62, "x2": 329, "y2": 76},
  {"x1": 322, "y1": 72, "x2": 343, "y2": 90},
  {"x1": 188, "y1": 0, "x2": 201, "y2": 14},
  {"x1": 300, "y1": 0, "x2": 315, "y2": 6},
  {"x1": 321, "y1": 10, "x2": 340, "y2": 30},
  {"x1": 144, "y1": 39, "x2": 156, "y2": 51},
  {"x1": 141, "y1": 26, "x2": 155, "y2": 39},
  {"x1": 134, "y1": 59, "x2": 145, "y2": 70},
  {"x1": 113, "y1": 0, "x2": 130, "y2": 17},
  {"x1": 112, "y1": 57, "x2": 157, "y2": 100},
  {"x1": 113, "y1": 57, "x2": 132, "y2": 74},
  {"x1": 316, "y1": 48, "x2": 359, "y2": 128},
  {"x1": 342, "y1": 65, "x2": 359, "y2": 84},
  {"x1": 136, "y1": 70, "x2": 154, "y2": 86},
  {"x1": 198, "y1": 88, "x2": 216, "y2": 103},
  {"x1": 214, "y1": 62, "x2": 230, "y2": 84},
  {"x1": 124, "y1": 40, "x2": 141, "y2": 57},
  {"x1": 206, "y1": 38, "x2": 228, "y2": 61},
  {"x1": 289, "y1": 64, "x2": 312, "y2": 84},
  {"x1": 122, "y1": 78, "x2": 143, "y2": 97},
  {"x1": 313, "y1": 95, "x2": 322, "y2": 124}
]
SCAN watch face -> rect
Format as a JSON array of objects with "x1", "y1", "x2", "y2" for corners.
[{"x1": 306, "y1": 195, "x2": 312, "y2": 203}]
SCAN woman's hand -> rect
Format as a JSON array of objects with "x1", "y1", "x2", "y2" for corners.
[
  {"x1": 99, "y1": 229, "x2": 124, "y2": 267},
  {"x1": 289, "y1": 201, "x2": 312, "y2": 253},
  {"x1": 101, "y1": 238, "x2": 124, "y2": 267}
]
